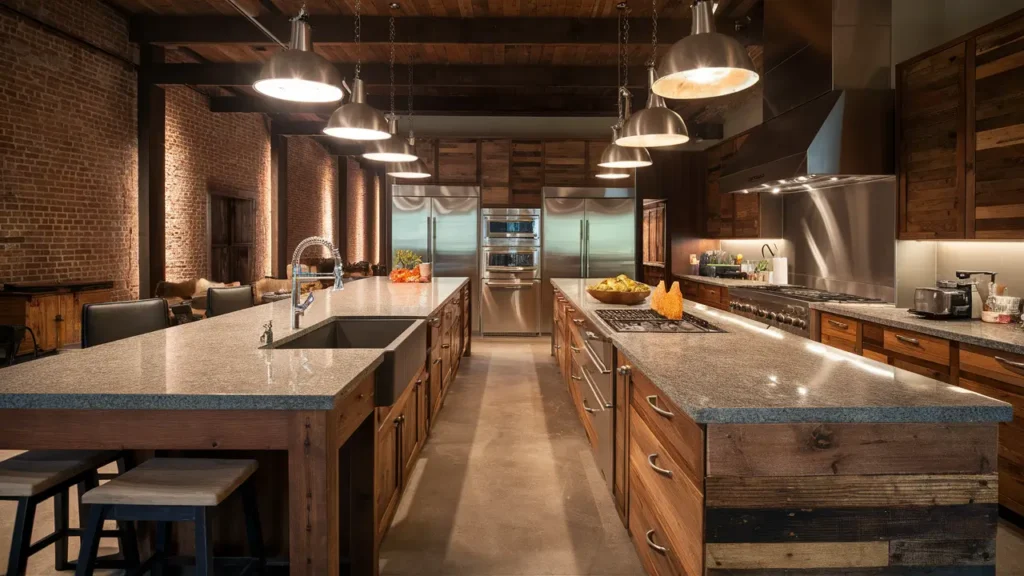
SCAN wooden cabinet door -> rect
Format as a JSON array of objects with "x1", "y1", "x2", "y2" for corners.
[
  {"x1": 429, "y1": 346, "x2": 443, "y2": 420},
  {"x1": 733, "y1": 192, "x2": 760, "y2": 238},
  {"x1": 705, "y1": 140, "x2": 736, "y2": 238},
  {"x1": 416, "y1": 372, "x2": 428, "y2": 448},
  {"x1": 970, "y1": 15, "x2": 1024, "y2": 238},
  {"x1": 62, "y1": 289, "x2": 112, "y2": 347},
  {"x1": 400, "y1": 391, "x2": 418, "y2": 481},
  {"x1": 376, "y1": 412, "x2": 400, "y2": 533},
  {"x1": 898, "y1": 42, "x2": 967, "y2": 238},
  {"x1": 27, "y1": 295, "x2": 61, "y2": 352},
  {"x1": 437, "y1": 139, "x2": 478, "y2": 184},
  {"x1": 543, "y1": 140, "x2": 587, "y2": 187}
]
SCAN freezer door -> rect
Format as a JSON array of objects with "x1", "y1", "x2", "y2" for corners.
[
  {"x1": 391, "y1": 196, "x2": 431, "y2": 265},
  {"x1": 585, "y1": 198, "x2": 636, "y2": 279},
  {"x1": 481, "y1": 279, "x2": 541, "y2": 334},
  {"x1": 541, "y1": 197, "x2": 586, "y2": 333},
  {"x1": 432, "y1": 196, "x2": 480, "y2": 330}
]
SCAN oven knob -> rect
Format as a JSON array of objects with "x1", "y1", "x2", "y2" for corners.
[
  {"x1": 782, "y1": 315, "x2": 794, "y2": 325},
  {"x1": 767, "y1": 312, "x2": 777, "y2": 321},
  {"x1": 794, "y1": 319, "x2": 806, "y2": 329},
  {"x1": 756, "y1": 309, "x2": 766, "y2": 317},
  {"x1": 729, "y1": 301, "x2": 737, "y2": 308}
]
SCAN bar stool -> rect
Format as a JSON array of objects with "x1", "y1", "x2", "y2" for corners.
[
  {"x1": 0, "y1": 450, "x2": 138, "y2": 575},
  {"x1": 206, "y1": 286, "x2": 254, "y2": 317},
  {"x1": 75, "y1": 458, "x2": 266, "y2": 576},
  {"x1": 81, "y1": 298, "x2": 170, "y2": 347}
]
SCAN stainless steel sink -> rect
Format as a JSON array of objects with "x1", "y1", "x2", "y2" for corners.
[{"x1": 267, "y1": 317, "x2": 427, "y2": 406}]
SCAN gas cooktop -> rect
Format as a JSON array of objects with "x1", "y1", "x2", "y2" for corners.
[
  {"x1": 740, "y1": 285, "x2": 882, "y2": 304},
  {"x1": 595, "y1": 309, "x2": 725, "y2": 334}
]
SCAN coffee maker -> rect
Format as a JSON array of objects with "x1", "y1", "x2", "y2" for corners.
[{"x1": 913, "y1": 270, "x2": 996, "y2": 319}]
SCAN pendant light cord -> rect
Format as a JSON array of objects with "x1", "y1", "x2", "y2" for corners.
[
  {"x1": 646, "y1": 0, "x2": 657, "y2": 67},
  {"x1": 620, "y1": 5, "x2": 630, "y2": 122},
  {"x1": 408, "y1": 58, "x2": 415, "y2": 137},
  {"x1": 354, "y1": 0, "x2": 362, "y2": 79},
  {"x1": 616, "y1": 8, "x2": 623, "y2": 124},
  {"x1": 388, "y1": 14, "x2": 396, "y2": 118}
]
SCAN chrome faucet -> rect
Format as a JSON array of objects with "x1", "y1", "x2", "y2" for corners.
[{"x1": 291, "y1": 236, "x2": 344, "y2": 329}]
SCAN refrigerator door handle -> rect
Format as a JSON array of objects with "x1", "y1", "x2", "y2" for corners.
[
  {"x1": 579, "y1": 219, "x2": 585, "y2": 278},
  {"x1": 584, "y1": 219, "x2": 591, "y2": 277},
  {"x1": 426, "y1": 216, "x2": 433, "y2": 265},
  {"x1": 431, "y1": 216, "x2": 437, "y2": 264}
]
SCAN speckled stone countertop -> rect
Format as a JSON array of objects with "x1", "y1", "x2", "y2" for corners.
[
  {"x1": 0, "y1": 277, "x2": 469, "y2": 411},
  {"x1": 678, "y1": 274, "x2": 773, "y2": 288},
  {"x1": 811, "y1": 302, "x2": 1024, "y2": 355},
  {"x1": 552, "y1": 278, "x2": 1011, "y2": 424}
]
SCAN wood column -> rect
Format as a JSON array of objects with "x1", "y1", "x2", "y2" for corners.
[
  {"x1": 137, "y1": 45, "x2": 165, "y2": 298},
  {"x1": 288, "y1": 411, "x2": 339, "y2": 576},
  {"x1": 271, "y1": 131, "x2": 289, "y2": 278}
]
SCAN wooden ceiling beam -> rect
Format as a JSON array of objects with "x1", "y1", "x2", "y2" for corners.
[
  {"x1": 151, "y1": 63, "x2": 648, "y2": 88},
  {"x1": 129, "y1": 15, "x2": 756, "y2": 46},
  {"x1": 211, "y1": 94, "x2": 619, "y2": 116}
]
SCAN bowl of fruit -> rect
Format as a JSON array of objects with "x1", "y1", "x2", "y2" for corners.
[{"x1": 586, "y1": 275, "x2": 651, "y2": 305}]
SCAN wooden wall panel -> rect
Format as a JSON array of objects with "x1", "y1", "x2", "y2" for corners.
[
  {"x1": 481, "y1": 187, "x2": 510, "y2": 207},
  {"x1": 414, "y1": 138, "x2": 437, "y2": 184},
  {"x1": 436, "y1": 139, "x2": 477, "y2": 184},
  {"x1": 586, "y1": 139, "x2": 636, "y2": 187},
  {"x1": 480, "y1": 139, "x2": 510, "y2": 187},
  {"x1": 897, "y1": 43, "x2": 968, "y2": 239},
  {"x1": 971, "y1": 14, "x2": 1024, "y2": 238},
  {"x1": 510, "y1": 141, "x2": 543, "y2": 207},
  {"x1": 543, "y1": 140, "x2": 586, "y2": 187}
]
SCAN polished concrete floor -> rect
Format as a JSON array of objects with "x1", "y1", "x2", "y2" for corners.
[{"x1": 3, "y1": 337, "x2": 1024, "y2": 575}]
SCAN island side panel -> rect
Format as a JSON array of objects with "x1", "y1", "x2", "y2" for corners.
[
  {"x1": 288, "y1": 409, "x2": 340, "y2": 576},
  {"x1": 704, "y1": 422, "x2": 999, "y2": 574}
]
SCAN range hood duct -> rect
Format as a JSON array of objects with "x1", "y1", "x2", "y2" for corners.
[{"x1": 720, "y1": 0, "x2": 894, "y2": 195}]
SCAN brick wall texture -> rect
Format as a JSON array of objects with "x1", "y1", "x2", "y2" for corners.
[
  {"x1": 0, "y1": 0, "x2": 138, "y2": 300},
  {"x1": 164, "y1": 86, "x2": 271, "y2": 283},
  {"x1": 287, "y1": 137, "x2": 337, "y2": 260}
]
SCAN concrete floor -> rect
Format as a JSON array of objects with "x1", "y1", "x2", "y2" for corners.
[{"x1": 2, "y1": 337, "x2": 1024, "y2": 575}]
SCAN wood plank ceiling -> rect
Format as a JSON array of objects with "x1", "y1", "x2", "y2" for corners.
[{"x1": 113, "y1": 0, "x2": 763, "y2": 126}]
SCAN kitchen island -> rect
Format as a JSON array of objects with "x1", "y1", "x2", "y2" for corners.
[
  {"x1": 552, "y1": 278, "x2": 1012, "y2": 576},
  {"x1": 0, "y1": 277, "x2": 471, "y2": 576}
]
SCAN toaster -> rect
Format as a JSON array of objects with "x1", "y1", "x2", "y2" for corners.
[{"x1": 911, "y1": 286, "x2": 971, "y2": 318}]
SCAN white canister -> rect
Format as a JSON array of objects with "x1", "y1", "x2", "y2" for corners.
[
  {"x1": 770, "y1": 257, "x2": 788, "y2": 285},
  {"x1": 418, "y1": 262, "x2": 433, "y2": 280}
]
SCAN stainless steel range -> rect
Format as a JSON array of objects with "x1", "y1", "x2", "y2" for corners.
[{"x1": 728, "y1": 286, "x2": 881, "y2": 337}]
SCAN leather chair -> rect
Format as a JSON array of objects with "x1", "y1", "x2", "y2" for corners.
[
  {"x1": 81, "y1": 299, "x2": 170, "y2": 348},
  {"x1": 206, "y1": 286, "x2": 254, "y2": 317}
]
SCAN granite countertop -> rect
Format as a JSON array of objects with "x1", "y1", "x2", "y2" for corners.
[
  {"x1": 0, "y1": 277, "x2": 468, "y2": 411},
  {"x1": 811, "y1": 302, "x2": 1024, "y2": 355},
  {"x1": 678, "y1": 274, "x2": 773, "y2": 288},
  {"x1": 552, "y1": 278, "x2": 1011, "y2": 424}
]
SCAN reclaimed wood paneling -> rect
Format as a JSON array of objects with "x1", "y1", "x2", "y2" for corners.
[
  {"x1": 898, "y1": 43, "x2": 968, "y2": 239},
  {"x1": 480, "y1": 139, "x2": 510, "y2": 187},
  {"x1": 543, "y1": 140, "x2": 587, "y2": 187},
  {"x1": 586, "y1": 139, "x2": 635, "y2": 187},
  {"x1": 889, "y1": 539, "x2": 996, "y2": 566},
  {"x1": 706, "y1": 542, "x2": 890, "y2": 570},
  {"x1": 705, "y1": 423, "x2": 997, "y2": 477},
  {"x1": 732, "y1": 192, "x2": 759, "y2": 237},
  {"x1": 705, "y1": 138, "x2": 741, "y2": 238},
  {"x1": 414, "y1": 138, "x2": 437, "y2": 183},
  {"x1": 510, "y1": 141, "x2": 543, "y2": 207},
  {"x1": 971, "y1": 14, "x2": 1024, "y2": 238},
  {"x1": 437, "y1": 139, "x2": 477, "y2": 183},
  {"x1": 481, "y1": 187, "x2": 510, "y2": 207}
]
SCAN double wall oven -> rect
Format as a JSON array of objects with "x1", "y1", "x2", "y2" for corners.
[{"x1": 481, "y1": 209, "x2": 541, "y2": 335}]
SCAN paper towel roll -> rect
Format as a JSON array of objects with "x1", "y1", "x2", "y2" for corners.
[{"x1": 771, "y1": 257, "x2": 788, "y2": 285}]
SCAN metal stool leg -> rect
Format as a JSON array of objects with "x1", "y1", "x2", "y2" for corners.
[
  {"x1": 54, "y1": 488, "x2": 72, "y2": 570},
  {"x1": 75, "y1": 504, "x2": 109, "y2": 576},
  {"x1": 241, "y1": 480, "x2": 266, "y2": 573},
  {"x1": 6, "y1": 498, "x2": 37, "y2": 576},
  {"x1": 194, "y1": 507, "x2": 213, "y2": 576}
]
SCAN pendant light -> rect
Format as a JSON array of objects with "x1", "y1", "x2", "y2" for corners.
[
  {"x1": 652, "y1": 0, "x2": 759, "y2": 99},
  {"x1": 252, "y1": 6, "x2": 343, "y2": 103},
  {"x1": 388, "y1": 58, "x2": 431, "y2": 179},
  {"x1": 595, "y1": 168, "x2": 631, "y2": 180},
  {"x1": 617, "y1": 0, "x2": 689, "y2": 148},
  {"x1": 600, "y1": 6, "x2": 652, "y2": 170},
  {"x1": 324, "y1": 0, "x2": 390, "y2": 140},
  {"x1": 363, "y1": 9, "x2": 417, "y2": 162}
]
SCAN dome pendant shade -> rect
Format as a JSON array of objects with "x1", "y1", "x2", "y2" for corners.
[
  {"x1": 595, "y1": 167, "x2": 630, "y2": 179},
  {"x1": 617, "y1": 67, "x2": 690, "y2": 148},
  {"x1": 599, "y1": 127, "x2": 652, "y2": 168},
  {"x1": 253, "y1": 17, "x2": 343, "y2": 103},
  {"x1": 388, "y1": 158, "x2": 431, "y2": 179},
  {"x1": 324, "y1": 78, "x2": 391, "y2": 140},
  {"x1": 652, "y1": 0, "x2": 759, "y2": 100},
  {"x1": 363, "y1": 117, "x2": 417, "y2": 162}
]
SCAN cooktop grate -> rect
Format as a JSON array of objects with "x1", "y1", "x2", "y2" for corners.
[{"x1": 595, "y1": 309, "x2": 725, "y2": 333}]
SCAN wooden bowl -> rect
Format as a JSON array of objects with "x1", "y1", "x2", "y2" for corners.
[{"x1": 586, "y1": 288, "x2": 650, "y2": 305}]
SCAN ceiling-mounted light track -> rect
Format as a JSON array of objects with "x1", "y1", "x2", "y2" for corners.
[
  {"x1": 250, "y1": 5, "x2": 343, "y2": 103},
  {"x1": 653, "y1": 0, "x2": 759, "y2": 99}
]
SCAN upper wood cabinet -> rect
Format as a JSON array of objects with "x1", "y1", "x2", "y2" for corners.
[
  {"x1": 437, "y1": 139, "x2": 478, "y2": 184},
  {"x1": 480, "y1": 140, "x2": 510, "y2": 186},
  {"x1": 543, "y1": 140, "x2": 587, "y2": 187},
  {"x1": 704, "y1": 135, "x2": 760, "y2": 239},
  {"x1": 897, "y1": 10, "x2": 1024, "y2": 239},
  {"x1": 510, "y1": 141, "x2": 544, "y2": 207}
]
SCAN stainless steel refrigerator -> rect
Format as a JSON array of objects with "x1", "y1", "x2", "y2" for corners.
[
  {"x1": 541, "y1": 187, "x2": 636, "y2": 333},
  {"x1": 391, "y1": 185, "x2": 480, "y2": 332}
]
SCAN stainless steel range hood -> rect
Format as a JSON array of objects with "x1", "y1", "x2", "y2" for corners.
[{"x1": 720, "y1": 0, "x2": 894, "y2": 195}]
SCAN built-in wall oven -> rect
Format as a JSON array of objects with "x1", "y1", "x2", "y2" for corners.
[{"x1": 481, "y1": 208, "x2": 541, "y2": 335}]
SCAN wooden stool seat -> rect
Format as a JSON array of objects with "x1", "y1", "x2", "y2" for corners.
[
  {"x1": 0, "y1": 450, "x2": 120, "y2": 497},
  {"x1": 81, "y1": 458, "x2": 258, "y2": 507}
]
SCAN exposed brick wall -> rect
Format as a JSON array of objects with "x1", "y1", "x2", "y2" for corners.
[
  {"x1": 164, "y1": 86, "x2": 271, "y2": 283},
  {"x1": 0, "y1": 0, "x2": 138, "y2": 300},
  {"x1": 287, "y1": 137, "x2": 337, "y2": 260}
]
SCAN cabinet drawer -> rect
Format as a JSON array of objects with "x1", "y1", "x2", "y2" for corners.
[
  {"x1": 821, "y1": 313, "x2": 858, "y2": 342},
  {"x1": 629, "y1": 408, "x2": 704, "y2": 576},
  {"x1": 863, "y1": 348, "x2": 890, "y2": 364},
  {"x1": 628, "y1": 478, "x2": 688, "y2": 576},
  {"x1": 629, "y1": 364, "x2": 704, "y2": 487},
  {"x1": 893, "y1": 358, "x2": 951, "y2": 383},
  {"x1": 682, "y1": 281, "x2": 698, "y2": 300},
  {"x1": 883, "y1": 327, "x2": 950, "y2": 366},
  {"x1": 960, "y1": 345, "x2": 1024, "y2": 390},
  {"x1": 569, "y1": 355, "x2": 597, "y2": 448},
  {"x1": 821, "y1": 333, "x2": 856, "y2": 354},
  {"x1": 698, "y1": 283, "x2": 721, "y2": 305}
]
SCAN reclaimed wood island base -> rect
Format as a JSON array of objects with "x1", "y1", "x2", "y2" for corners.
[
  {"x1": 552, "y1": 278, "x2": 1011, "y2": 576},
  {"x1": 0, "y1": 277, "x2": 472, "y2": 576}
]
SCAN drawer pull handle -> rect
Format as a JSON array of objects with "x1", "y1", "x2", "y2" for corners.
[
  {"x1": 554, "y1": 344, "x2": 561, "y2": 350},
  {"x1": 617, "y1": 365, "x2": 632, "y2": 376},
  {"x1": 827, "y1": 319, "x2": 849, "y2": 330},
  {"x1": 645, "y1": 530, "x2": 668, "y2": 555},
  {"x1": 571, "y1": 374, "x2": 583, "y2": 381},
  {"x1": 570, "y1": 345, "x2": 582, "y2": 353},
  {"x1": 573, "y1": 319, "x2": 585, "y2": 326},
  {"x1": 995, "y1": 356, "x2": 1024, "y2": 375},
  {"x1": 442, "y1": 344, "x2": 451, "y2": 349},
  {"x1": 584, "y1": 406, "x2": 597, "y2": 414},
  {"x1": 647, "y1": 454, "x2": 673, "y2": 478},
  {"x1": 895, "y1": 334, "x2": 920, "y2": 346},
  {"x1": 433, "y1": 358, "x2": 441, "y2": 365},
  {"x1": 646, "y1": 395, "x2": 674, "y2": 418}
]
